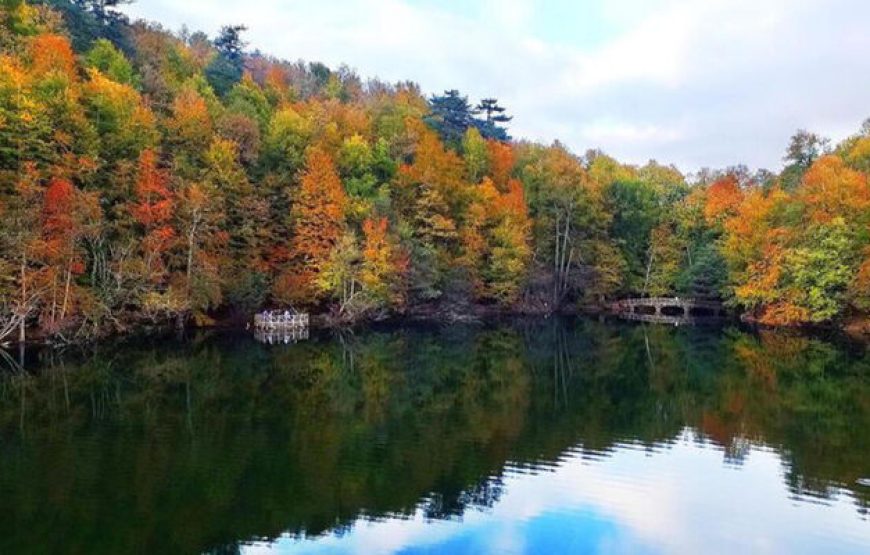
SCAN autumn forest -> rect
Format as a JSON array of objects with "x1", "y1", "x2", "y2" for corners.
[{"x1": 2, "y1": 0, "x2": 870, "y2": 343}]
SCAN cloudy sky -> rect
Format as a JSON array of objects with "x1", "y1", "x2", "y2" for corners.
[{"x1": 123, "y1": 0, "x2": 870, "y2": 173}]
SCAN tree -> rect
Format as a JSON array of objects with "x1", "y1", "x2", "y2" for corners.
[
  {"x1": 166, "y1": 86, "x2": 213, "y2": 172},
  {"x1": 522, "y1": 144, "x2": 611, "y2": 305},
  {"x1": 475, "y1": 97, "x2": 511, "y2": 141},
  {"x1": 361, "y1": 217, "x2": 407, "y2": 308},
  {"x1": 721, "y1": 188, "x2": 788, "y2": 314},
  {"x1": 0, "y1": 0, "x2": 42, "y2": 51},
  {"x1": 315, "y1": 217, "x2": 407, "y2": 317},
  {"x1": 29, "y1": 33, "x2": 77, "y2": 79},
  {"x1": 394, "y1": 126, "x2": 469, "y2": 300},
  {"x1": 644, "y1": 221, "x2": 685, "y2": 296},
  {"x1": 476, "y1": 98, "x2": 511, "y2": 125},
  {"x1": 850, "y1": 249, "x2": 870, "y2": 312},
  {"x1": 845, "y1": 136, "x2": 870, "y2": 173},
  {"x1": 225, "y1": 73, "x2": 271, "y2": 130},
  {"x1": 84, "y1": 37, "x2": 137, "y2": 86},
  {"x1": 781, "y1": 129, "x2": 830, "y2": 191},
  {"x1": 798, "y1": 155, "x2": 870, "y2": 224},
  {"x1": 677, "y1": 242, "x2": 726, "y2": 299},
  {"x1": 704, "y1": 175, "x2": 744, "y2": 226},
  {"x1": 606, "y1": 179, "x2": 660, "y2": 291},
  {"x1": 217, "y1": 112, "x2": 260, "y2": 166},
  {"x1": 0, "y1": 166, "x2": 43, "y2": 343},
  {"x1": 203, "y1": 138, "x2": 256, "y2": 261},
  {"x1": 38, "y1": 177, "x2": 101, "y2": 332},
  {"x1": 487, "y1": 139, "x2": 516, "y2": 191},
  {"x1": 130, "y1": 148, "x2": 174, "y2": 284},
  {"x1": 73, "y1": 0, "x2": 132, "y2": 28},
  {"x1": 84, "y1": 68, "x2": 157, "y2": 165},
  {"x1": 462, "y1": 127, "x2": 488, "y2": 183},
  {"x1": 275, "y1": 147, "x2": 347, "y2": 306},
  {"x1": 317, "y1": 231, "x2": 361, "y2": 314},
  {"x1": 175, "y1": 180, "x2": 225, "y2": 315},
  {"x1": 212, "y1": 23, "x2": 245, "y2": 64},
  {"x1": 424, "y1": 89, "x2": 478, "y2": 147},
  {"x1": 338, "y1": 133, "x2": 376, "y2": 198},
  {"x1": 483, "y1": 178, "x2": 531, "y2": 304},
  {"x1": 773, "y1": 219, "x2": 855, "y2": 324},
  {"x1": 47, "y1": 0, "x2": 132, "y2": 52},
  {"x1": 2, "y1": 6, "x2": 870, "y2": 334},
  {"x1": 587, "y1": 151, "x2": 636, "y2": 188},
  {"x1": 637, "y1": 160, "x2": 686, "y2": 197},
  {"x1": 0, "y1": 53, "x2": 55, "y2": 170},
  {"x1": 261, "y1": 106, "x2": 311, "y2": 179},
  {"x1": 205, "y1": 24, "x2": 247, "y2": 96},
  {"x1": 397, "y1": 125, "x2": 468, "y2": 217}
]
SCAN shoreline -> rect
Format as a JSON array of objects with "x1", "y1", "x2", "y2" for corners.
[{"x1": 5, "y1": 303, "x2": 869, "y2": 350}]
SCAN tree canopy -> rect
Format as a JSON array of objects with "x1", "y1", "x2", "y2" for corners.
[{"x1": 1, "y1": 0, "x2": 868, "y2": 342}]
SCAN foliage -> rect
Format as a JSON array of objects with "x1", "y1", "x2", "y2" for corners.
[
  {"x1": 277, "y1": 146, "x2": 347, "y2": 306},
  {"x1": 0, "y1": 2, "x2": 868, "y2": 337},
  {"x1": 781, "y1": 129, "x2": 830, "y2": 191},
  {"x1": 84, "y1": 38, "x2": 136, "y2": 85},
  {"x1": 775, "y1": 219, "x2": 855, "y2": 324},
  {"x1": 205, "y1": 24, "x2": 246, "y2": 96},
  {"x1": 424, "y1": 90, "x2": 513, "y2": 147},
  {"x1": 424, "y1": 89, "x2": 478, "y2": 147}
]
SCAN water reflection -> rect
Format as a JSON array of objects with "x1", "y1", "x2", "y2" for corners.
[
  {"x1": 0, "y1": 320, "x2": 868, "y2": 554},
  {"x1": 255, "y1": 327, "x2": 310, "y2": 344},
  {"x1": 249, "y1": 433, "x2": 868, "y2": 555}
]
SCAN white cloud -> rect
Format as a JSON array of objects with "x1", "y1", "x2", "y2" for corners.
[
  {"x1": 123, "y1": 0, "x2": 870, "y2": 173},
  {"x1": 580, "y1": 120, "x2": 685, "y2": 144}
]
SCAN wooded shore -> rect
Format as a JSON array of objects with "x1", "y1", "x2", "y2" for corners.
[{"x1": 2, "y1": 2, "x2": 869, "y2": 348}]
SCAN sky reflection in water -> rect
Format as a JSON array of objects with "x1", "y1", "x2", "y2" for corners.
[{"x1": 248, "y1": 430, "x2": 869, "y2": 555}]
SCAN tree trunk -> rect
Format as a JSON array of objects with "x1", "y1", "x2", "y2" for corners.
[
  {"x1": 60, "y1": 262, "x2": 72, "y2": 320},
  {"x1": 553, "y1": 213, "x2": 560, "y2": 307},
  {"x1": 560, "y1": 216, "x2": 571, "y2": 297},
  {"x1": 643, "y1": 246, "x2": 656, "y2": 296},
  {"x1": 564, "y1": 247, "x2": 574, "y2": 298},
  {"x1": 50, "y1": 272, "x2": 57, "y2": 328},
  {"x1": 18, "y1": 253, "x2": 26, "y2": 344},
  {"x1": 186, "y1": 220, "x2": 198, "y2": 302}
]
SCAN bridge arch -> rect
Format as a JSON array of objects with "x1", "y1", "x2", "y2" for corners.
[{"x1": 613, "y1": 297, "x2": 725, "y2": 325}]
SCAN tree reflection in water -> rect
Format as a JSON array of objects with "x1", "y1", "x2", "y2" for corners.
[{"x1": 0, "y1": 319, "x2": 867, "y2": 553}]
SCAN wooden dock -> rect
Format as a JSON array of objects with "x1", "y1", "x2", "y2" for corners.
[{"x1": 253, "y1": 311, "x2": 310, "y2": 330}]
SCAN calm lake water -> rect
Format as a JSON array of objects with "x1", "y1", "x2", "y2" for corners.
[{"x1": 1, "y1": 319, "x2": 868, "y2": 554}]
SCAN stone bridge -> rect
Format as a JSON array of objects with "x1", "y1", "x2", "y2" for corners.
[{"x1": 611, "y1": 297, "x2": 726, "y2": 325}]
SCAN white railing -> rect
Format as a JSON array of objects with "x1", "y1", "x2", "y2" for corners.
[{"x1": 253, "y1": 311, "x2": 310, "y2": 330}]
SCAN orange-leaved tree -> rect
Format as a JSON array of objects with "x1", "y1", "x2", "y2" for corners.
[
  {"x1": 28, "y1": 34, "x2": 76, "y2": 80},
  {"x1": 38, "y1": 176, "x2": 101, "y2": 331},
  {"x1": 484, "y1": 178, "x2": 532, "y2": 303},
  {"x1": 799, "y1": 155, "x2": 870, "y2": 224},
  {"x1": 131, "y1": 149, "x2": 175, "y2": 284},
  {"x1": 275, "y1": 146, "x2": 347, "y2": 306},
  {"x1": 360, "y1": 217, "x2": 408, "y2": 309},
  {"x1": 487, "y1": 139, "x2": 516, "y2": 191},
  {"x1": 704, "y1": 175, "x2": 744, "y2": 226}
]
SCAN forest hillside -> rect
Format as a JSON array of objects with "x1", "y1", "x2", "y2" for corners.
[{"x1": 1, "y1": 0, "x2": 869, "y2": 342}]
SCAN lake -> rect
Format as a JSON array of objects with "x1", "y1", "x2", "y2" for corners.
[{"x1": 0, "y1": 319, "x2": 868, "y2": 554}]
